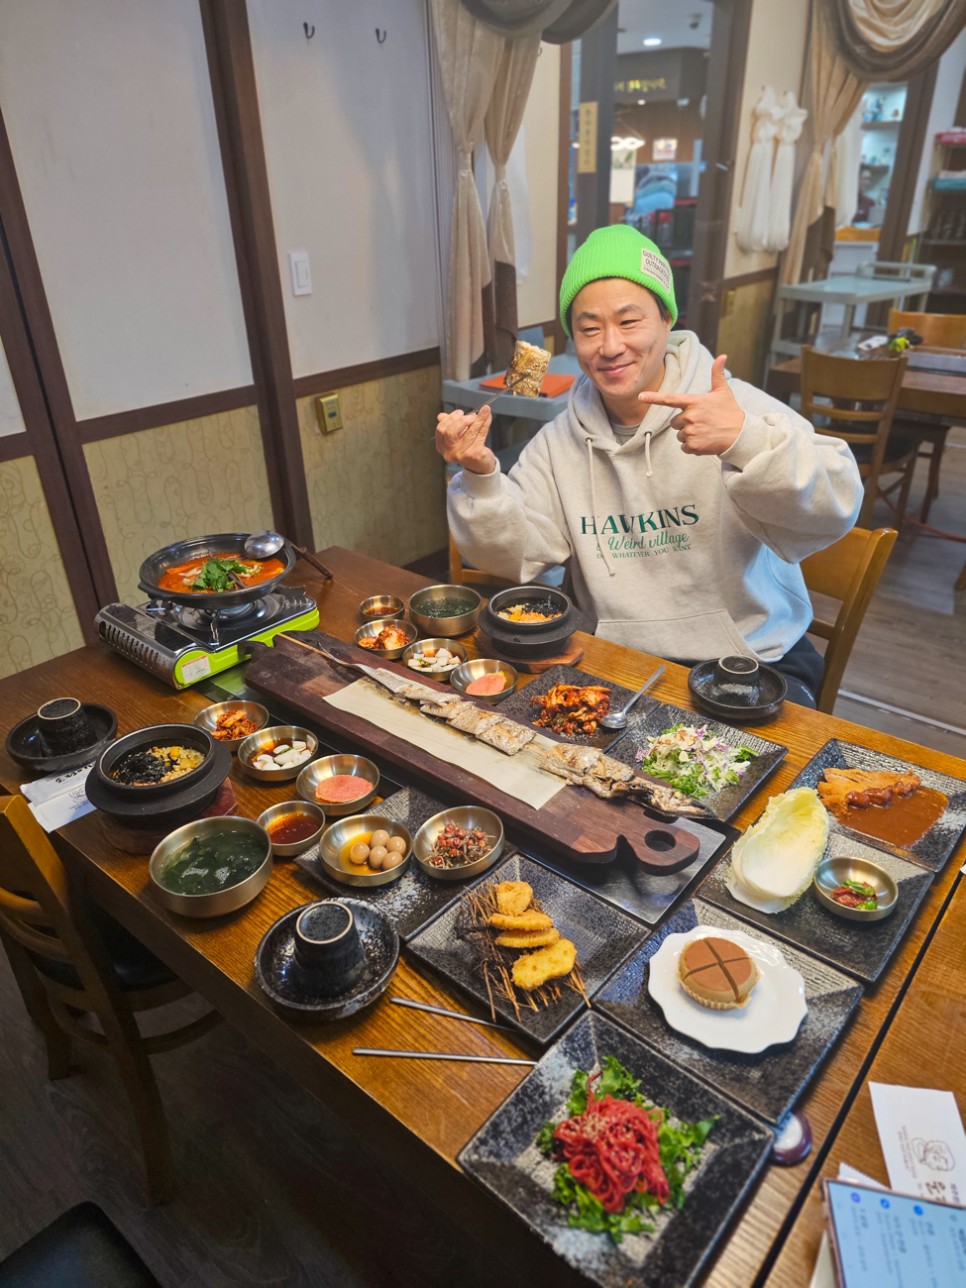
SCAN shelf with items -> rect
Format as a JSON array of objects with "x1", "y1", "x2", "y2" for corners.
[{"x1": 916, "y1": 131, "x2": 966, "y2": 315}]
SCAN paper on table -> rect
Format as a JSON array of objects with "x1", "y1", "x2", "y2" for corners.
[
  {"x1": 322, "y1": 679, "x2": 565, "y2": 810},
  {"x1": 20, "y1": 761, "x2": 96, "y2": 832},
  {"x1": 870, "y1": 1082, "x2": 966, "y2": 1206}
]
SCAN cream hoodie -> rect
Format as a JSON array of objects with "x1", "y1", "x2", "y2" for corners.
[{"x1": 447, "y1": 332, "x2": 863, "y2": 663}]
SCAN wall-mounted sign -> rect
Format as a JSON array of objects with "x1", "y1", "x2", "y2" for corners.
[
  {"x1": 578, "y1": 101, "x2": 598, "y2": 174},
  {"x1": 653, "y1": 138, "x2": 677, "y2": 161},
  {"x1": 615, "y1": 49, "x2": 706, "y2": 105}
]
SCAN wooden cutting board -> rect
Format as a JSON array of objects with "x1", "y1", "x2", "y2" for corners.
[{"x1": 245, "y1": 632, "x2": 703, "y2": 875}]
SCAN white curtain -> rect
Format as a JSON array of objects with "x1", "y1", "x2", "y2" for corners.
[
  {"x1": 781, "y1": 4, "x2": 866, "y2": 284},
  {"x1": 484, "y1": 33, "x2": 541, "y2": 366},
  {"x1": 834, "y1": 111, "x2": 863, "y2": 228},
  {"x1": 431, "y1": 0, "x2": 504, "y2": 379},
  {"x1": 736, "y1": 87, "x2": 783, "y2": 253},
  {"x1": 766, "y1": 92, "x2": 808, "y2": 252}
]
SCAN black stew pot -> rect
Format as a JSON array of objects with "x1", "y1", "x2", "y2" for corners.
[
  {"x1": 137, "y1": 532, "x2": 296, "y2": 611},
  {"x1": 483, "y1": 585, "x2": 573, "y2": 636},
  {"x1": 92, "y1": 723, "x2": 217, "y2": 799}
]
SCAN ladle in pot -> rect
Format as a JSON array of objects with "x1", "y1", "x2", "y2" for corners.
[
  {"x1": 599, "y1": 664, "x2": 665, "y2": 730},
  {"x1": 244, "y1": 531, "x2": 334, "y2": 582}
]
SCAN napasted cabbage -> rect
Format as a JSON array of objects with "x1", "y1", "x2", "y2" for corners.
[{"x1": 726, "y1": 786, "x2": 829, "y2": 914}]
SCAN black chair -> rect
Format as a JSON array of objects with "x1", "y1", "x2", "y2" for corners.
[{"x1": 0, "y1": 1202, "x2": 160, "y2": 1287}]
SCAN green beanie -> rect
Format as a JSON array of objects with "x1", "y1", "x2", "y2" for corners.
[{"x1": 559, "y1": 225, "x2": 678, "y2": 335}]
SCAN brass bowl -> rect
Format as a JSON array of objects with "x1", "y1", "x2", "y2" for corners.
[
  {"x1": 408, "y1": 585, "x2": 482, "y2": 638},
  {"x1": 413, "y1": 806, "x2": 504, "y2": 882},
  {"x1": 149, "y1": 816, "x2": 272, "y2": 917},
  {"x1": 257, "y1": 800, "x2": 326, "y2": 858},
  {"x1": 296, "y1": 754, "x2": 380, "y2": 816},
  {"x1": 358, "y1": 594, "x2": 405, "y2": 622},
  {"x1": 812, "y1": 855, "x2": 898, "y2": 923},
  {"x1": 400, "y1": 637, "x2": 468, "y2": 681},
  {"x1": 193, "y1": 700, "x2": 270, "y2": 751},
  {"x1": 318, "y1": 813, "x2": 412, "y2": 888},
  {"x1": 353, "y1": 616, "x2": 418, "y2": 660},
  {"x1": 450, "y1": 658, "x2": 518, "y2": 703},
  {"x1": 237, "y1": 725, "x2": 319, "y2": 782}
]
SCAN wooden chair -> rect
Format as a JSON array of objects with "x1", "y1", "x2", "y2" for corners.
[
  {"x1": 0, "y1": 795, "x2": 221, "y2": 1204},
  {"x1": 886, "y1": 309, "x2": 966, "y2": 521},
  {"x1": 800, "y1": 346, "x2": 919, "y2": 529},
  {"x1": 801, "y1": 526, "x2": 898, "y2": 714}
]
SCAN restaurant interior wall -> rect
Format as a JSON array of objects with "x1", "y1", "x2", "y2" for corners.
[{"x1": 0, "y1": 1, "x2": 564, "y2": 679}]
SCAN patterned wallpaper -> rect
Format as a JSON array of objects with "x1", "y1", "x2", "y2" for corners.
[
  {"x1": 298, "y1": 365, "x2": 447, "y2": 568},
  {"x1": 0, "y1": 456, "x2": 84, "y2": 677},
  {"x1": 84, "y1": 405, "x2": 274, "y2": 605}
]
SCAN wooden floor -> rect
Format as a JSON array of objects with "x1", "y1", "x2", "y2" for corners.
[
  {"x1": 0, "y1": 966, "x2": 526, "y2": 1287},
  {"x1": 1, "y1": 432, "x2": 962, "y2": 1284}
]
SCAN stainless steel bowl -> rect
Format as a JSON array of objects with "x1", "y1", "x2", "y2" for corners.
[
  {"x1": 408, "y1": 585, "x2": 482, "y2": 638},
  {"x1": 296, "y1": 754, "x2": 380, "y2": 816},
  {"x1": 450, "y1": 658, "x2": 518, "y2": 703},
  {"x1": 237, "y1": 725, "x2": 319, "y2": 782},
  {"x1": 400, "y1": 637, "x2": 468, "y2": 681},
  {"x1": 149, "y1": 816, "x2": 272, "y2": 917},
  {"x1": 193, "y1": 700, "x2": 270, "y2": 751},
  {"x1": 257, "y1": 800, "x2": 326, "y2": 858},
  {"x1": 353, "y1": 616, "x2": 418, "y2": 660},
  {"x1": 413, "y1": 806, "x2": 504, "y2": 882},
  {"x1": 812, "y1": 855, "x2": 898, "y2": 923},
  {"x1": 318, "y1": 812, "x2": 412, "y2": 888},
  {"x1": 358, "y1": 594, "x2": 405, "y2": 621}
]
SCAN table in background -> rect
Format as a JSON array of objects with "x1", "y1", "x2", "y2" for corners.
[
  {"x1": 1, "y1": 546, "x2": 965, "y2": 1287},
  {"x1": 767, "y1": 348, "x2": 966, "y2": 422},
  {"x1": 770, "y1": 275, "x2": 935, "y2": 364}
]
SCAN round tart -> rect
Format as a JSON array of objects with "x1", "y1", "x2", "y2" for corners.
[{"x1": 677, "y1": 935, "x2": 760, "y2": 1010}]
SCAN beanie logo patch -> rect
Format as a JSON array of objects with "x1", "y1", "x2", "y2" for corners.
[{"x1": 640, "y1": 249, "x2": 672, "y2": 290}]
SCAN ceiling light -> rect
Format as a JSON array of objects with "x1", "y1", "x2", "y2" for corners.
[{"x1": 643, "y1": 37, "x2": 662, "y2": 47}]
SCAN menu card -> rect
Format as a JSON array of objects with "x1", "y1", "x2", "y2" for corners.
[{"x1": 870, "y1": 1082, "x2": 966, "y2": 1207}]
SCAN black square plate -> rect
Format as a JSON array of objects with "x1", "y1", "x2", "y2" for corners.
[
  {"x1": 406, "y1": 854, "x2": 647, "y2": 1045},
  {"x1": 495, "y1": 664, "x2": 637, "y2": 751},
  {"x1": 458, "y1": 1011, "x2": 773, "y2": 1288},
  {"x1": 294, "y1": 786, "x2": 481, "y2": 941},
  {"x1": 698, "y1": 833, "x2": 932, "y2": 984},
  {"x1": 595, "y1": 897, "x2": 862, "y2": 1125},
  {"x1": 605, "y1": 702, "x2": 787, "y2": 822},
  {"x1": 521, "y1": 813, "x2": 737, "y2": 927},
  {"x1": 786, "y1": 739, "x2": 966, "y2": 871}
]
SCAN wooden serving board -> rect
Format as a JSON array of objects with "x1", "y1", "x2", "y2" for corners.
[{"x1": 245, "y1": 632, "x2": 703, "y2": 876}]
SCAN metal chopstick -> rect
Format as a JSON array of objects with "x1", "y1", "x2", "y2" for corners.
[
  {"x1": 353, "y1": 1048, "x2": 536, "y2": 1066},
  {"x1": 390, "y1": 996, "x2": 515, "y2": 1032}
]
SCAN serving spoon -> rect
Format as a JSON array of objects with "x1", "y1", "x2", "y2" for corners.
[
  {"x1": 599, "y1": 664, "x2": 666, "y2": 731},
  {"x1": 244, "y1": 530, "x2": 334, "y2": 582}
]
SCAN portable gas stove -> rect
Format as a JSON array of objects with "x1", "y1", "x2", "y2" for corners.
[{"x1": 96, "y1": 586, "x2": 320, "y2": 689}]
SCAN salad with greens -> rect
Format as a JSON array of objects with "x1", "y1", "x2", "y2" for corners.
[
  {"x1": 635, "y1": 723, "x2": 755, "y2": 798},
  {"x1": 536, "y1": 1055, "x2": 716, "y2": 1243}
]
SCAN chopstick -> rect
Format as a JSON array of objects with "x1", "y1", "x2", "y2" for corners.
[
  {"x1": 433, "y1": 372, "x2": 525, "y2": 439},
  {"x1": 353, "y1": 1048, "x2": 536, "y2": 1066},
  {"x1": 390, "y1": 996, "x2": 515, "y2": 1032}
]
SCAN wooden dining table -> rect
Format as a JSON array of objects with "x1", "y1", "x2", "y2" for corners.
[
  {"x1": 766, "y1": 348, "x2": 966, "y2": 422},
  {"x1": 1, "y1": 546, "x2": 963, "y2": 1288}
]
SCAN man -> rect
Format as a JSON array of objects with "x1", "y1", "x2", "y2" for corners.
[{"x1": 435, "y1": 225, "x2": 863, "y2": 706}]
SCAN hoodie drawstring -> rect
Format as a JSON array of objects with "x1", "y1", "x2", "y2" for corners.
[
  {"x1": 586, "y1": 437, "x2": 617, "y2": 578},
  {"x1": 644, "y1": 429, "x2": 653, "y2": 477}
]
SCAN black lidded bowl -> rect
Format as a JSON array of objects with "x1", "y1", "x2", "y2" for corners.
[
  {"x1": 484, "y1": 584, "x2": 572, "y2": 634},
  {"x1": 93, "y1": 723, "x2": 217, "y2": 799}
]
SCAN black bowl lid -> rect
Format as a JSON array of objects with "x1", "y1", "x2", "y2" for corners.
[{"x1": 688, "y1": 660, "x2": 787, "y2": 722}]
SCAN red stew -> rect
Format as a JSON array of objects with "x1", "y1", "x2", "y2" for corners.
[{"x1": 157, "y1": 554, "x2": 286, "y2": 593}]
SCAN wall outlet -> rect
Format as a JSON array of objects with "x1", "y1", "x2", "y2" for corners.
[
  {"x1": 315, "y1": 393, "x2": 342, "y2": 433},
  {"x1": 289, "y1": 250, "x2": 312, "y2": 296}
]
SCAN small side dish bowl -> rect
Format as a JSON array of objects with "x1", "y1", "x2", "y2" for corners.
[
  {"x1": 149, "y1": 816, "x2": 272, "y2": 917},
  {"x1": 401, "y1": 637, "x2": 468, "y2": 680},
  {"x1": 237, "y1": 725, "x2": 318, "y2": 782},
  {"x1": 193, "y1": 700, "x2": 270, "y2": 751},
  {"x1": 358, "y1": 594, "x2": 405, "y2": 621},
  {"x1": 318, "y1": 813, "x2": 412, "y2": 888},
  {"x1": 353, "y1": 616, "x2": 418, "y2": 660},
  {"x1": 812, "y1": 855, "x2": 898, "y2": 923},
  {"x1": 408, "y1": 585, "x2": 482, "y2": 638},
  {"x1": 413, "y1": 806, "x2": 504, "y2": 882},
  {"x1": 296, "y1": 754, "x2": 380, "y2": 816},
  {"x1": 450, "y1": 658, "x2": 518, "y2": 703},
  {"x1": 257, "y1": 800, "x2": 327, "y2": 858}
]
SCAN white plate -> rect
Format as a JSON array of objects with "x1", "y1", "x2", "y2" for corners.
[{"x1": 646, "y1": 927, "x2": 807, "y2": 1054}]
